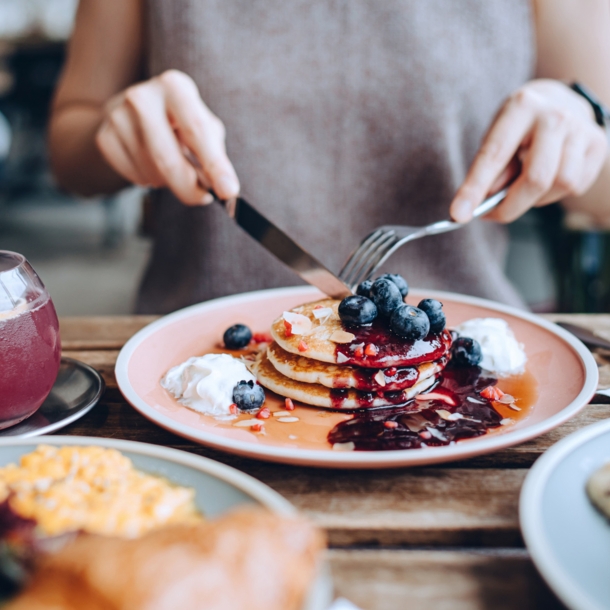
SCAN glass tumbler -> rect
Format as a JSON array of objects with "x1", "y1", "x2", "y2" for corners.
[{"x1": 0, "y1": 251, "x2": 61, "y2": 429}]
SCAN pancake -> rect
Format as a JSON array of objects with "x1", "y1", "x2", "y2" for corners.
[
  {"x1": 250, "y1": 350, "x2": 436, "y2": 410},
  {"x1": 267, "y1": 341, "x2": 446, "y2": 391},
  {"x1": 271, "y1": 299, "x2": 452, "y2": 368}
]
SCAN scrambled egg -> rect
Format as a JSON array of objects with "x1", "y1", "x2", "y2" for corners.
[{"x1": 0, "y1": 445, "x2": 201, "y2": 538}]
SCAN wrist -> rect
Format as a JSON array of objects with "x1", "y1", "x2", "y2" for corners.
[{"x1": 570, "y1": 82, "x2": 610, "y2": 138}]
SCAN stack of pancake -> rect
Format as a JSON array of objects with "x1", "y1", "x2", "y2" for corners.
[{"x1": 251, "y1": 299, "x2": 453, "y2": 410}]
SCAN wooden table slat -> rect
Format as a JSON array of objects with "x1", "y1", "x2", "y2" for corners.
[{"x1": 329, "y1": 550, "x2": 565, "y2": 610}]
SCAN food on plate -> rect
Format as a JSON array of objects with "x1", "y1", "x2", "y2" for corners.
[
  {"x1": 261, "y1": 296, "x2": 451, "y2": 410},
  {"x1": 161, "y1": 353, "x2": 259, "y2": 419},
  {"x1": 223, "y1": 323, "x2": 253, "y2": 349},
  {"x1": 0, "y1": 445, "x2": 200, "y2": 537},
  {"x1": 4, "y1": 508, "x2": 324, "y2": 610},
  {"x1": 158, "y1": 273, "x2": 535, "y2": 452},
  {"x1": 451, "y1": 336, "x2": 484, "y2": 367},
  {"x1": 453, "y1": 317, "x2": 527, "y2": 376},
  {"x1": 586, "y1": 462, "x2": 610, "y2": 520},
  {"x1": 266, "y1": 341, "x2": 442, "y2": 391},
  {"x1": 251, "y1": 349, "x2": 438, "y2": 409}
]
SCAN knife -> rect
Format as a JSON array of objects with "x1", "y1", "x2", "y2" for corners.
[
  {"x1": 556, "y1": 322, "x2": 610, "y2": 350},
  {"x1": 218, "y1": 195, "x2": 352, "y2": 299},
  {"x1": 183, "y1": 147, "x2": 352, "y2": 299}
]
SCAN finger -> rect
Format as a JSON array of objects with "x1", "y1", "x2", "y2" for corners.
[
  {"x1": 108, "y1": 105, "x2": 165, "y2": 187},
  {"x1": 124, "y1": 82, "x2": 210, "y2": 205},
  {"x1": 159, "y1": 71, "x2": 240, "y2": 199},
  {"x1": 534, "y1": 134, "x2": 587, "y2": 206},
  {"x1": 96, "y1": 121, "x2": 147, "y2": 186},
  {"x1": 485, "y1": 112, "x2": 567, "y2": 223},
  {"x1": 450, "y1": 91, "x2": 538, "y2": 222}
]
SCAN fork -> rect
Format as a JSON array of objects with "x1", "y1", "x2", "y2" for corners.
[{"x1": 338, "y1": 188, "x2": 508, "y2": 290}]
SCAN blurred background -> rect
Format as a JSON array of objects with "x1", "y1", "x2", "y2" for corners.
[{"x1": 0, "y1": 0, "x2": 608, "y2": 316}]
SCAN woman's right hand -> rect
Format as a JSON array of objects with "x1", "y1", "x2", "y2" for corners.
[{"x1": 95, "y1": 69, "x2": 239, "y2": 204}]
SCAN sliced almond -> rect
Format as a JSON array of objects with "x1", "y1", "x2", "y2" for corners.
[
  {"x1": 277, "y1": 416, "x2": 299, "y2": 423},
  {"x1": 426, "y1": 427, "x2": 448, "y2": 442},
  {"x1": 435, "y1": 409, "x2": 453, "y2": 420},
  {"x1": 500, "y1": 418, "x2": 513, "y2": 426},
  {"x1": 497, "y1": 394, "x2": 516, "y2": 404},
  {"x1": 233, "y1": 419, "x2": 261, "y2": 428},
  {"x1": 282, "y1": 311, "x2": 312, "y2": 335},
  {"x1": 330, "y1": 330, "x2": 356, "y2": 344},
  {"x1": 332, "y1": 441, "x2": 355, "y2": 451},
  {"x1": 273, "y1": 410, "x2": 291, "y2": 417},
  {"x1": 508, "y1": 404, "x2": 522, "y2": 411},
  {"x1": 374, "y1": 370, "x2": 387, "y2": 387},
  {"x1": 313, "y1": 307, "x2": 333, "y2": 324},
  {"x1": 403, "y1": 413, "x2": 429, "y2": 433},
  {"x1": 336, "y1": 352, "x2": 350, "y2": 364}
]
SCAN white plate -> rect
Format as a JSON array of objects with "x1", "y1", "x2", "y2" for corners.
[
  {"x1": 520, "y1": 419, "x2": 610, "y2": 610},
  {"x1": 115, "y1": 286, "x2": 598, "y2": 468},
  {"x1": 0, "y1": 436, "x2": 333, "y2": 610}
]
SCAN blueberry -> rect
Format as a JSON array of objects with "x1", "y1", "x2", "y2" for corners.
[
  {"x1": 232, "y1": 380, "x2": 265, "y2": 411},
  {"x1": 356, "y1": 280, "x2": 373, "y2": 299},
  {"x1": 338, "y1": 295, "x2": 377, "y2": 326},
  {"x1": 417, "y1": 299, "x2": 446, "y2": 333},
  {"x1": 378, "y1": 273, "x2": 409, "y2": 298},
  {"x1": 370, "y1": 278, "x2": 403, "y2": 318},
  {"x1": 451, "y1": 337, "x2": 483, "y2": 367},
  {"x1": 223, "y1": 324, "x2": 252, "y2": 349},
  {"x1": 390, "y1": 305, "x2": 430, "y2": 340}
]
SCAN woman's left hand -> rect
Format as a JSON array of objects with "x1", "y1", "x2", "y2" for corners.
[{"x1": 450, "y1": 79, "x2": 608, "y2": 223}]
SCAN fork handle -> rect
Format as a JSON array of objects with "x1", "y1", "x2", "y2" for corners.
[
  {"x1": 472, "y1": 187, "x2": 509, "y2": 218},
  {"x1": 421, "y1": 187, "x2": 509, "y2": 237}
]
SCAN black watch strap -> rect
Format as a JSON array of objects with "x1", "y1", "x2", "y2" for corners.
[{"x1": 570, "y1": 82, "x2": 610, "y2": 128}]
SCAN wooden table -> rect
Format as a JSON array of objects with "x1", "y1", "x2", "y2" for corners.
[{"x1": 57, "y1": 314, "x2": 610, "y2": 610}]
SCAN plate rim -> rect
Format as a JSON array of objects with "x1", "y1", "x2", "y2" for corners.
[
  {"x1": 115, "y1": 286, "x2": 598, "y2": 468},
  {"x1": 0, "y1": 357, "x2": 105, "y2": 439},
  {"x1": 0, "y1": 434, "x2": 294, "y2": 514},
  {"x1": 519, "y1": 418, "x2": 610, "y2": 610}
]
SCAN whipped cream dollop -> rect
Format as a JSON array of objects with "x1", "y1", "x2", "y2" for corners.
[
  {"x1": 454, "y1": 318, "x2": 527, "y2": 376},
  {"x1": 161, "y1": 353, "x2": 256, "y2": 419}
]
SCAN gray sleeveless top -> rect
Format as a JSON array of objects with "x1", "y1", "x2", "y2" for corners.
[{"x1": 138, "y1": 0, "x2": 535, "y2": 314}]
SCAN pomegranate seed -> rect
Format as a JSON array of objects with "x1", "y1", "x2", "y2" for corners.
[
  {"x1": 252, "y1": 332, "x2": 273, "y2": 344},
  {"x1": 298, "y1": 340, "x2": 308, "y2": 352},
  {"x1": 251, "y1": 423, "x2": 263, "y2": 432},
  {"x1": 419, "y1": 430, "x2": 432, "y2": 440},
  {"x1": 283, "y1": 319, "x2": 293, "y2": 337},
  {"x1": 354, "y1": 346, "x2": 364, "y2": 358},
  {"x1": 384, "y1": 421, "x2": 398, "y2": 429},
  {"x1": 229, "y1": 403, "x2": 238, "y2": 415},
  {"x1": 386, "y1": 367, "x2": 397, "y2": 377},
  {"x1": 256, "y1": 408, "x2": 271, "y2": 420},
  {"x1": 364, "y1": 343, "x2": 379, "y2": 357},
  {"x1": 314, "y1": 304, "x2": 323, "y2": 310},
  {"x1": 285, "y1": 398, "x2": 295, "y2": 411},
  {"x1": 480, "y1": 385, "x2": 505, "y2": 401}
]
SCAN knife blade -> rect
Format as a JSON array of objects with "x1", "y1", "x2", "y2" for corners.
[
  {"x1": 182, "y1": 146, "x2": 352, "y2": 299},
  {"x1": 221, "y1": 196, "x2": 352, "y2": 299},
  {"x1": 556, "y1": 322, "x2": 610, "y2": 350}
]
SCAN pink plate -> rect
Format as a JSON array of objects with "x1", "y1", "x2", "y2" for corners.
[{"x1": 115, "y1": 287, "x2": 597, "y2": 469}]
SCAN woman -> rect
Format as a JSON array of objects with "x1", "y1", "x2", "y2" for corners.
[{"x1": 49, "y1": 0, "x2": 610, "y2": 313}]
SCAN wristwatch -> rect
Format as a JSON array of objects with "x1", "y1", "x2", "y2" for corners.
[{"x1": 570, "y1": 82, "x2": 610, "y2": 142}]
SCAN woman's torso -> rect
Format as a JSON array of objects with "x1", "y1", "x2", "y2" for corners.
[{"x1": 139, "y1": 0, "x2": 535, "y2": 314}]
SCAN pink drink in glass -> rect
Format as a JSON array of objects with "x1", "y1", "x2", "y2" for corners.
[{"x1": 0, "y1": 252, "x2": 61, "y2": 429}]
